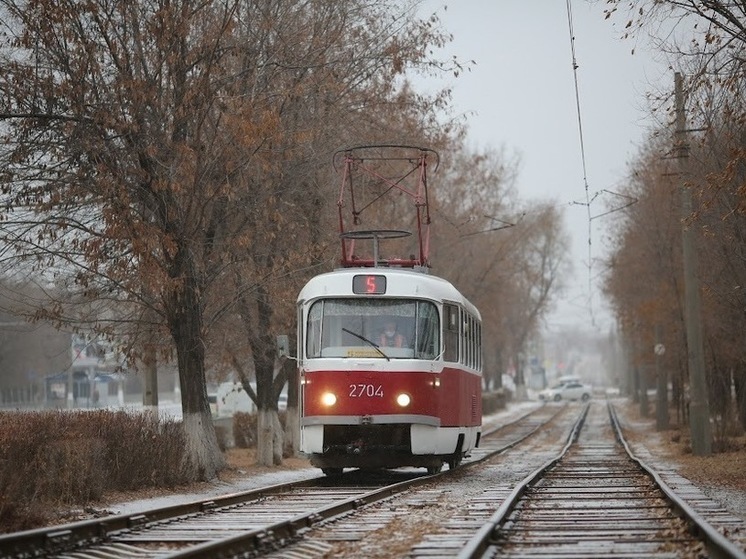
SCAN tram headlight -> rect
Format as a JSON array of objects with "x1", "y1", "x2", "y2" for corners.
[
  {"x1": 396, "y1": 393, "x2": 411, "y2": 407},
  {"x1": 321, "y1": 392, "x2": 337, "y2": 407}
]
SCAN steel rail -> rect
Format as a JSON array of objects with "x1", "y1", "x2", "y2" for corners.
[
  {"x1": 0, "y1": 477, "x2": 325, "y2": 558},
  {"x1": 609, "y1": 403, "x2": 746, "y2": 559},
  {"x1": 457, "y1": 402, "x2": 590, "y2": 558},
  {"x1": 157, "y1": 475, "x2": 431, "y2": 559},
  {"x1": 151, "y1": 405, "x2": 565, "y2": 559},
  {"x1": 458, "y1": 400, "x2": 746, "y2": 559},
  {"x1": 0, "y1": 404, "x2": 557, "y2": 559}
]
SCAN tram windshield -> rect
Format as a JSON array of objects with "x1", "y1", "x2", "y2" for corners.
[{"x1": 306, "y1": 299, "x2": 440, "y2": 359}]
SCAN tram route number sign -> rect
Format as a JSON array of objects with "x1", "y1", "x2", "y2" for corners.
[{"x1": 352, "y1": 274, "x2": 386, "y2": 294}]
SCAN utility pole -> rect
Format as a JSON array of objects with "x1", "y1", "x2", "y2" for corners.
[
  {"x1": 639, "y1": 362, "x2": 648, "y2": 418},
  {"x1": 674, "y1": 72, "x2": 712, "y2": 455},
  {"x1": 654, "y1": 324, "x2": 668, "y2": 431}
]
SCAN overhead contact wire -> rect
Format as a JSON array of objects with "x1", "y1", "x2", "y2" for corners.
[{"x1": 566, "y1": 0, "x2": 596, "y2": 326}]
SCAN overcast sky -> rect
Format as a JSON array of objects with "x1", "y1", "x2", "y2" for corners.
[{"x1": 416, "y1": 1, "x2": 670, "y2": 335}]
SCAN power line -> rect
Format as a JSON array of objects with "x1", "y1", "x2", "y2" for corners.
[{"x1": 566, "y1": 0, "x2": 596, "y2": 327}]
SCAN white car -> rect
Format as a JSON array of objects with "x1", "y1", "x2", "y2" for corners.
[{"x1": 539, "y1": 381, "x2": 592, "y2": 402}]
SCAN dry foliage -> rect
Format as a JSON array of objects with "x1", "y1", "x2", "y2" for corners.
[
  {"x1": 602, "y1": 0, "x2": 746, "y2": 443},
  {"x1": 658, "y1": 428, "x2": 746, "y2": 492},
  {"x1": 620, "y1": 401, "x2": 746, "y2": 492},
  {"x1": 0, "y1": 410, "x2": 191, "y2": 533}
]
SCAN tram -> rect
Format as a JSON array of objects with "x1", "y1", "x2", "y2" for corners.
[{"x1": 296, "y1": 145, "x2": 483, "y2": 475}]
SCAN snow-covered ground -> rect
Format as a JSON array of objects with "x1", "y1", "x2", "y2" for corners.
[
  {"x1": 106, "y1": 398, "x2": 745, "y2": 529},
  {"x1": 107, "y1": 400, "x2": 542, "y2": 516}
]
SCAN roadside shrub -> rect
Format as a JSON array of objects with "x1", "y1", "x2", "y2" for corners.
[
  {"x1": 233, "y1": 412, "x2": 257, "y2": 448},
  {"x1": 482, "y1": 390, "x2": 508, "y2": 415},
  {"x1": 36, "y1": 438, "x2": 107, "y2": 504},
  {"x1": 89, "y1": 413, "x2": 190, "y2": 490},
  {"x1": 214, "y1": 424, "x2": 229, "y2": 451},
  {"x1": 232, "y1": 410, "x2": 287, "y2": 448},
  {"x1": 0, "y1": 409, "x2": 193, "y2": 533}
]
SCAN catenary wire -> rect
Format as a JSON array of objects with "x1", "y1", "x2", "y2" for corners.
[{"x1": 566, "y1": 0, "x2": 597, "y2": 327}]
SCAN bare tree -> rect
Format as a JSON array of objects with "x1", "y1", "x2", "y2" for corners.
[
  {"x1": 430, "y1": 144, "x2": 569, "y2": 396},
  {"x1": 602, "y1": 1, "x2": 746, "y2": 432},
  {"x1": 499, "y1": 207, "x2": 570, "y2": 398},
  {"x1": 0, "y1": 0, "x2": 463, "y2": 474},
  {"x1": 205, "y1": 1, "x2": 462, "y2": 466},
  {"x1": 603, "y1": 137, "x2": 690, "y2": 417}
]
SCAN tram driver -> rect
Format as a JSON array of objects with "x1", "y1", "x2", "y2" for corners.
[{"x1": 379, "y1": 319, "x2": 407, "y2": 348}]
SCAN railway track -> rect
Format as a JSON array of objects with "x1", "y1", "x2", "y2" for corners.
[
  {"x1": 282, "y1": 401, "x2": 745, "y2": 558},
  {"x1": 457, "y1": 401, "x2": 746, "y2": 559},
  {"x1": 4, "y1": 401, "x2": 743, "y2": 558},
  {"x1": 0, "y1": 404, "x2": 560, "y2": 559}
]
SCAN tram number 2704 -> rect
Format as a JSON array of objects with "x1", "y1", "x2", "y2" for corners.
[{"x1": 349, "y1": 384, "x2": 384, "y2": 398}]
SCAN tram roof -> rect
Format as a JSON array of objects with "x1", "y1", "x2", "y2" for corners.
[{"x1": 298, "y1": 267, "x2": 480, "y2": 319}]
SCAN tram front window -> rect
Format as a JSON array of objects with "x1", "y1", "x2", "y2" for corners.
[{"x1": 306, "y1": 299, "x2": 439, "y2": 359}]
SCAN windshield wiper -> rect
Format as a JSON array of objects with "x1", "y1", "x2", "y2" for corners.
[{"x1": 342, "y1": 328, "x2": 390, "y2": 361}]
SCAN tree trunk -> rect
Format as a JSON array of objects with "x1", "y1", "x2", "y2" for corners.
[
  {"x1": 734, "y1": 365, "x2": 746, "y2": 431},
  {"x1": 255, "y1": 356, "x2": 288, "y2": 466},
  {"x1": 284, "y1": 362, "x2": 300, "y2": 457},
  {"x1": 168, "y1": 272, "x2": 225, "y2": 480},
  {"x1": 284, "y1": 405, "x2": 300, "y2": 457},
  {"x1": 513, "y1": 351, "x2": 528, "y2": 401},
  {"x1": 142, "y1": 342, "x2": 159, "y2": 422},
  {"x1": 250, "y1": 283, "x2": 287, "y2": 467},
  {"x1": 272, "y1": 411, "x2": 283, "y2": 464},
  {"x1": 256, "y1": 409, "x2": 283, "y2": 466}
]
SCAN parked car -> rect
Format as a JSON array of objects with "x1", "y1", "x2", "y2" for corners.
[
  {"x1": 538, "y1": 381, "x2": 592, "y2": 402},
  {"x1": 556, "y1": 375, "x2": 582, "y2": 385},
  {"x1": 536, "y1": 376, "x2": 578, "y2": 399}
]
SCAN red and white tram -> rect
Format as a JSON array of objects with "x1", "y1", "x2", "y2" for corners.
[
  {"x1": 297, "y1": 265, "x2": 482, "y2": 474},
  {"x1": 296, "y1": 145, "x2": 482, "y2": 475}
]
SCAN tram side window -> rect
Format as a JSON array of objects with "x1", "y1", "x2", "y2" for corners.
[
  {"x1": 463, "y1": 314, "x2": 471, "y2": 368},
  {"x1": 468, "y1": 314, "x2": 476, "y2": 368},
  {"x1": 443, "y1": 304, "x2": 459, "y2": 362},
  {"x1": 474, "y1": 320, "x2": 482, "y2": 371},
  {"x1": 468, "y1": 314, "x2": 482, "y2": 370},
  {"x1": 477, "y1": 321, "x2": 483, "y2": 370},
  {"x1": 464, "y1": 313, "x2": 482, "y2": 370}
]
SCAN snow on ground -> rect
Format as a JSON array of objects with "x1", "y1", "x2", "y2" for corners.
[
  {"x1": 107, "y1": 400, "x2": 542, "y2": 516},
  {"x1": 107, "y1": 398, "x2": 745, "y2": 528}
]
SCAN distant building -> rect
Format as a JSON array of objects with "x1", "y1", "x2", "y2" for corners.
[{"x1": 0, "y1": 324, "x2": 127, "y2": 409}]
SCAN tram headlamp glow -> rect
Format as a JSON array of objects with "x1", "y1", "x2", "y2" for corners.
[
  {"x1": 396, "y1": 393, "x2": 411, "y2": 407},
  {"x1": 321, "y1": 392, "x2": 337, "y2": 406}
]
